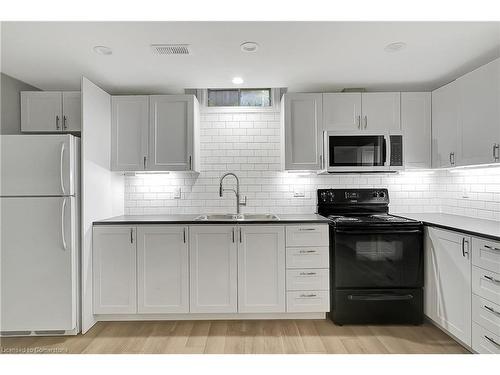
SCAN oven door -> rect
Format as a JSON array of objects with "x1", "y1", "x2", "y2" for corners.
[
  {"x1": 333, "y1": 226, "x2": 423, "y2": 288},
  {"x1": 325, "y1": 133, "x2": 388, "y2": 172}
]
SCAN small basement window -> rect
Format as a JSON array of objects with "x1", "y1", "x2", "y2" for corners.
[{"x1": 207, "y1": 88, "x2": 272, "y2": 107}]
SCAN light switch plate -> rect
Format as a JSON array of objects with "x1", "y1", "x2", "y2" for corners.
[{"x1": 174, "y1": 187, "x2": 181, "y2": 199}]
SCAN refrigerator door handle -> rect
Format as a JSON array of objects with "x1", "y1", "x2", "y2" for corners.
[
  {"x1": 59, "y1": 142, "x2": 66, "y2": 195},
  {"x1": 61, "y1": 198, "x2": 67, "y2": 251}
]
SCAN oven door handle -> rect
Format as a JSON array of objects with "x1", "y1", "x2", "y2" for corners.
[
  {"x1": 335, "y1": 229, "x2": 422, "y2": 235},
  {"x1": 348, "y1": 294, "x2": 414, "y2": 301}
]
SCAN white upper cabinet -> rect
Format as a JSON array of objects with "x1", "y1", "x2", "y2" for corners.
[
  {"x1": 457, "y1": 58, "x2": 500, "y2": 165},
  {"x1": 189, "y1": 225, "x2": 238, "y2": 313},
  {"x1": 401, "y1": 92, "x2": 432, "y2": 169},
  {"x1": 137, "y1": 226, "x2": 189, "y2": 314},
  {"x1": 432, "y1": 80, "x2": 460, "y2": 168},
  {"x1": 149, "y1": 95, "x2": 195, "y2": 171},
  {"x1": 21, "y1": 92, "x2": 63, "y2": 132},
  {"x1": 281, "y1": 93, "x2": 323, "y2": 171},
  {"x1": 424, "y1": 227, "x2": 472, "y2": 346},
  {"x1": 361, "y1": 92, "x2": 401, "y2": 132},
  {"x1": 323, "y1": 93, "x2": 362, "y2": 131},
  {"x1": 111, "y1": 96, "x2": 149, "y2": 171},
  {"x1": 61, "y1": 92, "x2": 81, "y2": 132},
  {"x1": 238, "y1": 226, "x2": 286, "y2": 313},
  {"x1": 21, "y1": 91, "x2": 80, "y2": 133}
]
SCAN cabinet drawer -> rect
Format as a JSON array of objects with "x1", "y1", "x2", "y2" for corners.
[
  {"x1": 472, "y1": 322, "x2": 500, "y2": 354},
  {"x1": 286, "y1": 247, "x2": 329, "y2": 269},
  {"x1": 286, "y1": 225, "x2": 329, "y2": 247},
  {"x1": 286, "y1": 290, "x2": 329, "y2": 312},
  {"x1": 473, "y1": 237, "x2": 500, "y2": 274},
  {"x1": 472, "y1": 266, "x2": 500, "y2": 304},
  {"x1": 286, "y1": 269, "x2": 329, "y2": 291},
  {"x1": 472, "y1": 294, "x2": 500, "y2": 336}
]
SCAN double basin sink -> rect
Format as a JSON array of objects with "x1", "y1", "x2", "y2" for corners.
[{"x1": 194, "y1": 213, "x2": 280, "y2": 221}]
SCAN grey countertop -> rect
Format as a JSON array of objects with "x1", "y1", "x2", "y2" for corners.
[
  {"x1": 396, "y1": 212, "x2": 500, "y2": 241},
  {"x1": 93, "y1": 213, "x2": 330, "y2": 225}
]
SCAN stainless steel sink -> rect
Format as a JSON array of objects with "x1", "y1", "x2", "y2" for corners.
[{"x1": 194, "y1": 213, "x2": 280, "y2": 221}]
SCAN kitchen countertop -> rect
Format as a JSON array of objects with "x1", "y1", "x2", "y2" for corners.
[
  {"x1": 93, "y1": 213, "x2": 330, "y2": 225},
  {"x1": 396, "y1": 212, "x2": 500, "y2": 241}
]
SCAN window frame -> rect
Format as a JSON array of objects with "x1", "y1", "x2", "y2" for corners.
[{"x1": 197, "y1": 88, "x2": 282, "y2": 113}]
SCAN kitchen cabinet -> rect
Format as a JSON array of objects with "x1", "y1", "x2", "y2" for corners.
[
  {"x1": 361, "y1": 92, "x2": 401, "y2": 132},
  {"x1": 432, "y1": 80, "x2": 460, "y2": 168},
  {"x1": 111, "y1": 96, "x2": 149, "y2": 171},
  {"x1": 21, "y1": 91, "x2": 80, "y2": 133},
  {"x1": 401, "y1": 92, "x2": 432, "y2": 169},
  {"x1": 189, "y1": 225, "x2": 238, "y2": 313},
  {"x1": 424, "y1": 227, "x2": 471, "y2": 346},
  {"x1": 238, "y1": 226, "x2": 285, "y2": 313},
  {"x1": 457, "y1": 58, "x2": 500, "y2": 165},
  {"x1": 149, "y1": 95, "x2": 197, "y2": 171},
  {"x1": 281, "y1": 93, "x2": 323, "y2": 171},
  {"x1": 137, "y1": 226, "x2": 189, "y2": 313},
  {"x1": 322, "y1": 93, "x2": 362, "y2": 131},
  {"x1": 93, "y1": 226, "x2": 137, "y2": 314}
]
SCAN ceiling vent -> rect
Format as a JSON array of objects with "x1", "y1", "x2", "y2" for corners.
[{"x1": 151, "y1": 44, "x2": 191, "y2": 55}]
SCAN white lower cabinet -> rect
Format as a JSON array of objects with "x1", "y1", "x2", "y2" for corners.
[
  {"x1": 93, "y1": 226, "x2": 137, "y2": 314},
  {"x1": 238, "y1": 226, "x2": 285, "y2": 313},
  {"x1": 189, "y1": 225, "x2": 238, "y2": 313},
  {"x1": 137, "y1": 226, "x2": 189, "y2": 313},
  {"x1": 472, "y1": 322, "x2": 500, "y2": 354},
  {"x1": 424, "y1": 227, "x2": 472, "y2": 346}
]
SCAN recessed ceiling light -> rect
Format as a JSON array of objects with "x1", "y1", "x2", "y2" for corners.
[
  {"x1": 93, "y1": 46, "x2": 113, "y2": 55},
  {"x1": 232, "y1": 77, "x2": 244, "y2": 85},
  {"x1": 384, "y1": 42, "x2": 407, "y2": 53},
  {"x1": 240, "y1": 41, "x2": 259, "y2": 53}
]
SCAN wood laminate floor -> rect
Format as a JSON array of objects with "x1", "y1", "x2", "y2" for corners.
[{"x1": 0, "y1": 320, "x2": 469, "y2": 354}]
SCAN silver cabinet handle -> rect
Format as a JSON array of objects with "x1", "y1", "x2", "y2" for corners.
[
  {"x1": 189, "y1": 155, "x2": 192, "y2": 170},
  {"x1": 56, "y1": 115, "x2": 60, "y2": 129},
  {"x1": 299, "y1": 228, "x2": 316, "y2": 231},
  {"x1": 299, "y1": 293, "x2": 317, "y2": 298},
  {"x1": 232, "y1": 227, "x2": 235, "y2": 243},
  {"x1": 484, "y1": 335, "x2": 500, "y2": 347},
  {"x1": 484, "y1": 275, "x2": 500, "y2": 283},
  {"x1": 60, "y1": 142, "x2": 66, "y2": 195},
  {"x1": 299, "y1": 272, "x2": 317, "y2": 276},
  {"x1": 357, "y1": 115, "x2": 361, "y2": 129},
  {"x1": 461, "y1": 238, "x2": 469, "y2": 257},
  {"x1": 61, "y1": 198, "x2": 67, "y2": 251},
  {"x1": 130, "y1": 228, "x2": 133, "y2": 244},
  {"x1": 484, "y1": 305, "x2": 500, "y2": 316},
  {"x1": 299, "y1": 250, "x2": 316, "y2": 254},
  {"x1": 63, "y1": 115, "x2": 67, "y2": 130},
  {"x1": 484, "y1": 245, "x2": 500, "y2": 252},
  {"x1": 449, "y1": 152, "x2": 455, "y2": 166},
  {"x1": 364, "y1": 115, "x2": 367, "y2": 129},
  {"x1": 239, "y1": 227, "x2": 242, "y2": 243},
  {"x1": 143, "y1": 156, "x2": 147, "y2": 169},
  {"x1": 183, "y1": 227, "x2": 186, "y2": 243},
  {"x1": 493, "y1": 144, "x2": 499, "y2": 161}
]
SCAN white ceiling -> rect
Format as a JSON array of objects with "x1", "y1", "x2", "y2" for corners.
[{"x1": 1, "y1": 21, "x2": 499, "y2": 93}]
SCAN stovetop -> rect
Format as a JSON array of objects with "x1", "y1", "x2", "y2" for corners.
[{"x1": 327, "y1": 213, "x2": 418, "y2": 225}]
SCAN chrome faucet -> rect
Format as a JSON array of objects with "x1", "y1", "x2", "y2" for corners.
[{"x1": 219, "y1": 172, "x2": 246, "y2": 214}]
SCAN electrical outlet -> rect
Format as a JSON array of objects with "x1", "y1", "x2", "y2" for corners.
[
  {"x1": 174, "y1": 187, "x2": 181, "y2": 199},
  {"x1": 293, "y1": 191, "x2": 305, "y2": 198}
]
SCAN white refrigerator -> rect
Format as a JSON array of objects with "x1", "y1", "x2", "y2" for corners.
[{"x1": 1, "y1": 134, "x2": 80, "y2": 335}]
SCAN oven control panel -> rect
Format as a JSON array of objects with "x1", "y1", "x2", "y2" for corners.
[{"x1": 317, "y1": 188, "x2": 389, "y2": 204}]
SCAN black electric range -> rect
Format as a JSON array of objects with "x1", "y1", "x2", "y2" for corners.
[{"x1": 317, "y1": 188, "x2": 424, "y2": 325}]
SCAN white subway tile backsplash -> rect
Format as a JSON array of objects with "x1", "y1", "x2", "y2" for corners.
[{"x1": 124, "y1": 107, "x2": 500, "y2": 220}]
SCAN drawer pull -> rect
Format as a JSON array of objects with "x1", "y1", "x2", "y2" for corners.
[
  {"x1": 484, "y1": 245, "x2": 500, "y2": 252},
  {"x1": 298, "y1": 228, "x2": 316, "y2": 231},
  {"x1": 299, "y1": 293, "x2": 317, "y2": 298},
  {"x1": 299, "y1": 250, "x2": 317, "y2": 254},
  {"x1": 299, "y1": 272, "x2": 317, "y2": 276},
  {"x1": 484, "y1": 275, "x2": 500, "y2": 283},
  {"x1": 484, "y1": 335, "x2": 500, "y2": 347},
  {"x1": 484, "y1": 305, "x2": 500, "y2": 316}
]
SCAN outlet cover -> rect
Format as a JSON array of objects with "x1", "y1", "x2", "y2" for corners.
[
  {"x1": 174, "y1": 187, "x2": 181, "y2": 199},
  {"x1": 293, "y1": 191, "x2": 305, "y2": 198}
]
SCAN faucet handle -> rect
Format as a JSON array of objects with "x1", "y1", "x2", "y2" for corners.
[{"x1": 240, "y1": 196, "x2": 247, "y2": 206}]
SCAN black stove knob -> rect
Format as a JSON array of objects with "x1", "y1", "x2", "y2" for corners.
[{"x1": 378, "y1": 191, "x2": 386, "y2": 198}]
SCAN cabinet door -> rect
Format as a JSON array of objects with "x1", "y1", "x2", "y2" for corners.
[
  {"x1": 432, "y1": 81, "x2": 460, "y2": 168},
  {"x1": 137, "y1": 226, "x2": 189, "y2": 313},
  {"x1": 426, "y1": 227, "x2": 472, "y2": 346},
  {"x1": 361, "y1": 92, "x2": 401, "y2": 132},
  {"x1": 21, "y1": 91, "x2": 62, "y2": 132},
  {"x1": 282, "y1": 93, "x2": 323, "y2": 170},
  {"x1": 111, "y1": 96, "x2": 149, "y2": 171},
  {"x1": 322, "y1": 93, "x2": 362, "y2": 131},
  {"x1": 238, "y1": 226, "x2": 285, "y2": 313},
  {"x1": 401, "y1": 92, "x2": 431, "y2": 169},
  {"x1": 189, "y1": 225, "x2": 237, "y2": 313},
  {"x1": 93, "y1": 226, "x2": 137, "y2": 314},
  {"x1": 149, "y1": 95, "x2": 193, "y2": 171},
  {"x1": 458, "y1": 58, "x2": 500, "y2": 165},
  {"x1": 62, "y1": 92, "x2": 81, "y2": 132}
]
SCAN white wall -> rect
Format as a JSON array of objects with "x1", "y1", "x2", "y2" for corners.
[{"x1": 123, "y1": 107, "x2": 500, "y2": 221}]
